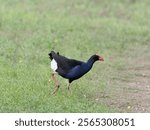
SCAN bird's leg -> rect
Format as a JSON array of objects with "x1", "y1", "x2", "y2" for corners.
[
  {"x1": 67, "y1": 82, "x2": 71, "y2": 90},
  {"x1": 67, "y1": 82, "x2": 72, "y2": 95},
  {"x1": 51, "y1": 73, "x2": 60, "y2": 95},
  {"x1": 52, "y1": 85, "x2": 60, "y2": 95},
  {"x1": 52, "y1": 73, "x2": 59, "y2": 86}
]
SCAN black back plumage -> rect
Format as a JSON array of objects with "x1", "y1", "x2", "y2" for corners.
[{"x1": 49, "y1": 51, "x2": 83, "y2": 73}]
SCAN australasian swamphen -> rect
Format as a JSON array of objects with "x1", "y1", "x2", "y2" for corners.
[{"x1": 48, "y1": 51, "x2": 104, "y2": 94}]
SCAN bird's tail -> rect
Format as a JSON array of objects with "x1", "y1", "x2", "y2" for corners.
[
  {"x1": 48, "y1": 51, "x2": 59, "y2": 60},
  {"x1": 48, "y1": 52, "x2": 53, "y2": 60}
]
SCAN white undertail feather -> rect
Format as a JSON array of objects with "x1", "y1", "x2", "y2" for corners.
[{"x1": 51, "y1": 59, "x2": 58, "y2": 72}]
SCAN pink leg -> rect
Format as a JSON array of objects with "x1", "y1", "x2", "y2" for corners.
[{"x1": 51, "y1": 73, "x2": 60, "y2": 95}]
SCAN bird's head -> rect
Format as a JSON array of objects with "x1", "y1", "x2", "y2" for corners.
[{"x1": 94, "y1": 53, "x2": 104, "y2": 61}]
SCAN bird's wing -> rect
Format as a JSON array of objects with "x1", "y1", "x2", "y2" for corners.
[{"x1": 49, "y1": 51, "x2": 83, "y2": 73}]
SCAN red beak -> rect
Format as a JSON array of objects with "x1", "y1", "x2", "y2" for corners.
[{"x1": 99, "y1": 56, "x2": 104, "y2": 61}]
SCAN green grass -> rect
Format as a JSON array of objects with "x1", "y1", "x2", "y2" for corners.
[{"x1": 0, "y1": 0, "x2": 150, "y2": 112}]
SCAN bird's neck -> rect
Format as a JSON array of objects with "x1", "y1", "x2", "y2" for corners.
[{"x1": 86, "y1": 56, "x2": 96, "y2": 68}]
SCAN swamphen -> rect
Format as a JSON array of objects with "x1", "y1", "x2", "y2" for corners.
[{"x1": 48, "y1": 51, "x2": 104, "y2": 94}]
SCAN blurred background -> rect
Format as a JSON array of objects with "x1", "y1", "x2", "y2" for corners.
[{"x1": 0, "y1": 0, "x2": 150, "y2": 112}]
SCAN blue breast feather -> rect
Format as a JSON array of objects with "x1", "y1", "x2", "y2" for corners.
[{"x1": 65, "y1": 63, "x2": 92, "y2": 79}]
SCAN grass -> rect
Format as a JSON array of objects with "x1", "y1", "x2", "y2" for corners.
[{"x1": 0, "y1": 0, "x2": 150, "y2": 112}]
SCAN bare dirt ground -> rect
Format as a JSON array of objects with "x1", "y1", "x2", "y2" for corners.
[{"x1": 101, "y1": 45, "x2": 150, "y2": 112}]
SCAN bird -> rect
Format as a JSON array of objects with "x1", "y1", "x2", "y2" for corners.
[{"x1": 48, "y1": 51, "x2": 104, "y2": 94}]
